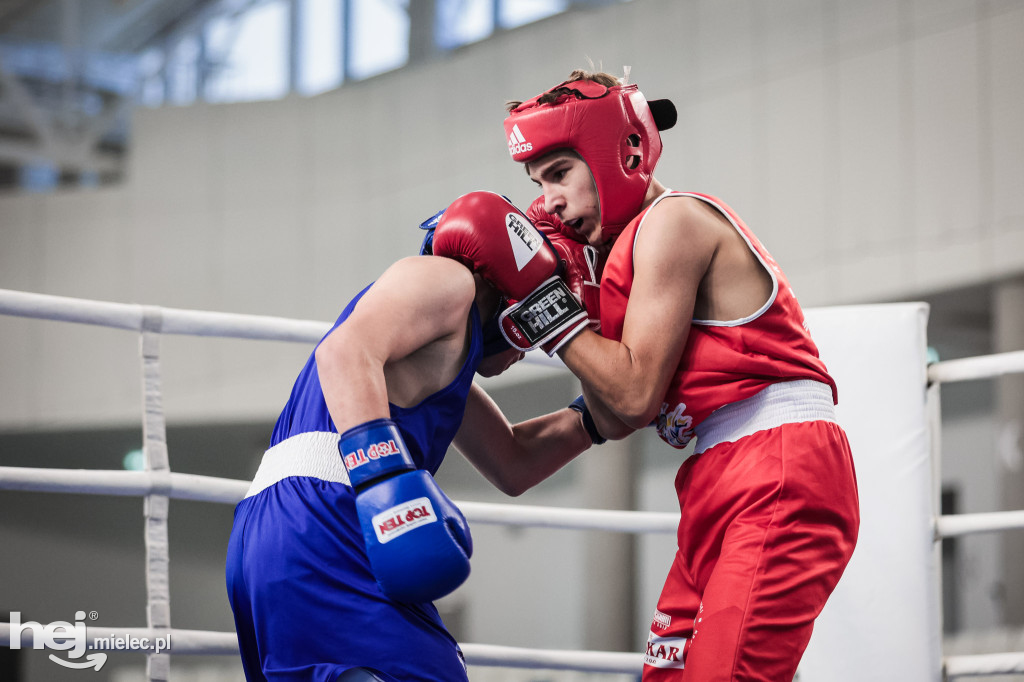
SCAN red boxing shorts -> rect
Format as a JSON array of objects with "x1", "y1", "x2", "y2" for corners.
[{"x1": 643, "y1": 420, "x2": 859, "y2": 681}]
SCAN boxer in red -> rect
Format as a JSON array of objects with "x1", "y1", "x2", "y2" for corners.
[{"x1": 501, "y1": 70, "x2": 860, "y2": 680}]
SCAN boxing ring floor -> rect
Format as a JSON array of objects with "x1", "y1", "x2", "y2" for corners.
[{"x1": 1, "y1": 287, "x2": 1023, "y2": 681}]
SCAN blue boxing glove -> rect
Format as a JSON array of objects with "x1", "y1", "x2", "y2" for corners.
[{"x1": 339, "y1": 418, "x2": 472, "y2": 603}]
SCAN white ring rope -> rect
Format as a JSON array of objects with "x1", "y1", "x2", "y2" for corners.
[
  {"x1": 934, "y1": 510, "x2": 1024, "y2": 539},
  {"x1": 4, "y1": 287, "x2": 1024, "y2": 678},
  {"x1": 928, "y1": 350, "x2": 1024, "y2": 385},
  {"x1": 0, "y1": 622, "x2": 644, "y2": 672},
  {"x1": 5, "y1": 465, "x2": 1023, "y2": 539},
  {"x1": 0, "y1": 466, "x2": 680, "y2": 534},
  {"x1": 0, "y1": 624, "x2": 238, "y2": 656},
  {"x1": 0, "y1": 467, "x2": 248, "y2": 503},
  {"x1": 0, "y1": 288, "x2": 330, "y2": 343},
  {"x1": 7, "y1": 622, "x2": 1024, "y2": 677},
  {"x1": 945, "y1": 652, "x2": 1024, "y2": 678},
  {"x1": 460, "y1": 643, "x2": 643, "y2": 674},
  {"x1": 11, "y1": 288, "x2": 1024, "y2": 380}
]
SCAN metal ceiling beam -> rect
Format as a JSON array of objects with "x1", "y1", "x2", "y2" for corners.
[
  {"x1": 0, "y1": 42, "x2": 126, "y2": 175},
  {"x1": 0, "y1": 135, "x2": 122, "y2": 174},
  {"x1": 93, "y1": 0, "x2": 181, "y2": 51},
  {"x1": 0, "y1": 0, "x2": 40, "y2": 33},
  {"x1": 0, "y1": 54, "x2": 53, "y2": 144}
]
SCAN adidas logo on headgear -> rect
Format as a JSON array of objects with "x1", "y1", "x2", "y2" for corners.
[{"x1": 508, "y1": 124, "x2": 533, "y2": 156}]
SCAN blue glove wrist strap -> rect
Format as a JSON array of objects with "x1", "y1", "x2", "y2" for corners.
[
  {"x1": 338, "y1": 418, "x2": 415, "y2": 488},
  {"x1": 568, "y1": 395, "x2": 607, "y2": 445}
]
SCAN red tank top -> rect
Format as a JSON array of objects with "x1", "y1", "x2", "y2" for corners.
[{"x1": 599, "y1": 192, "x2": 837, "y2": 449}]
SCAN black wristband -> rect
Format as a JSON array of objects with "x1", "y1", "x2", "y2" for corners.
[{"x1": 568, "y1": 394, "x2": 607, "y2": 445}]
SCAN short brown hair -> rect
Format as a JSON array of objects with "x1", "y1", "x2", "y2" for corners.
[{"x1": 505, "y1": 69, "x2": 623, "y2": 113}]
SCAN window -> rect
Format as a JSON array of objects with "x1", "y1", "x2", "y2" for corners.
[
  {"x1": 298, "y1": 0, "x2": 343, "y2": 95},
  {"x1": 347, "y1": 0, "x2": 409, "y2": 81},
  {"x1": 204, "y1": 1, "x2": 289, "y2": 103}
]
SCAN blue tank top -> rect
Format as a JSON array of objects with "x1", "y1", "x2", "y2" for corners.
[{"x1": 270, "y1": 282, "x2": 483, "y2": 475}]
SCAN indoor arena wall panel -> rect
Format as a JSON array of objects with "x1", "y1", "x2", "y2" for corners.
[
  {"x1": 994, "y1": 230, "x2": 1024, "y2": 278},
  {"x1": 833, "y1": 0, "x2": 902, "y2": 49},
  {"x1": 219, "y1": 203, "x2": 313, "y2": 315},
  {"x1": 691, "y1": 0, "x2": 757, "y2": 90},
  {"x1": 909, "y1": 23, "x2": 982, "y2": 245},
  {"x1": 43, "y1": 191, "x2": 131, "y2": 303},
  {"x1": 216, "y1": 98, "x2": 309, "y2": 213},
  {"x1": 0, "y1": 317, "x2": 44, "y2": 425},
  {"x1": 128, "y1": 104, "x2": 220, "y2": 207},
  {"x1": 0, "y1": 194, "x2": 46, "y2": 293},
  {"x1": 989, "y1": 8, "x2": 1024, "y2": 226},
  {"x1": 910, "y1": 0, "x2": 980, "y2": 36},
  {"x1": 126, "y1": 207, "x2": 220, "y2": 310},
  {"x1": 34, "y1": 324, "x2": 141, "y2": 427},
  {"x1": 835, "y1": 45, "x2": 903, "y2": 254},
  {"x1": 686, "y1": 90, "x2": 757, "y2": 226},
  {"x1": 759, "y1": 0, "x2": 826, "y2": 69},
  {"x1": 826, "y1": 249, "x2": 909, "y2": 313},
  {"x1": 761, "y1": 65, "x2": 830, "y2": 267}
]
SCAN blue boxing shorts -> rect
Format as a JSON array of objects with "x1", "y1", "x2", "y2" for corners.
[{"x1": 225, "y1": 432, "x2": 469, "y2": 682}]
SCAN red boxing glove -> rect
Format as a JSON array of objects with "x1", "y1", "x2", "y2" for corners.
[
  {"x1": 527, "y1": 196, "x2": 601, "y2": 338},
  {"x1": 433, "y1": 191, "x2": 559, "y2": 300},
  {"x1": 526, "y1": 195, "x2": 583, "y2": 243},
  {"x1": 432, "y1": 191, "x2": 587, "y2": 352}
]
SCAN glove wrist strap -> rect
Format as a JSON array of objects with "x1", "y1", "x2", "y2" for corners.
[
  {"x1": 499, "y1": 277, "x2": 587, "y2": 351},
  {"x1": 338, "y1": 418, "x2": 415, "y2": 488}
]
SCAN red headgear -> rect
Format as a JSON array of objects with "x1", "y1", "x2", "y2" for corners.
[{"x1": 503, "y1": 79, "x2": 676, "y2": 237}]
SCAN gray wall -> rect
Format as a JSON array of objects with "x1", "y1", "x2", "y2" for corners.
[{"x1": 1, "y1": 0, "x2": 1023, "y2": 678}]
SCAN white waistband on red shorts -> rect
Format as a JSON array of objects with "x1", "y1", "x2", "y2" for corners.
[
  {"x1": 693, "y1": 379, "x2": 837, "y2": 455},
  {"x1": 245, "y1": 431, "x2": 349, "y2": 498}
]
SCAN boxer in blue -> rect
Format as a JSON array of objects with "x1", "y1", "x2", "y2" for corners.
[{"x1": 225, "y1": 192, "x2": 605, "y2": 682}]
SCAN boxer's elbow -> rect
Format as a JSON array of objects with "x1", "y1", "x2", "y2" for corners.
[
  {"x1": 481, "y1": 468, "x2": 532, "y2": 498},
  {"x1": 458, "y1": 443, "x2": 534, "y2": 498},
  {"x1": 611, "y1": 388, "x2": 661, "y2": 431},
  {"x1": 314, "y1": 334, "x2": 348, "y2": 378},
  {"x1": 496, "y1": 477, "x2": 531, "y2": 498},
  {"x1": 591, "y1": 349, "x2": 663, "y2": 429},
  {"x1": 619, "y1": 407, "x2": 660, "y2": 431},
  {"x1": 597, "y1": 417, "x2": 640, "y2": 441},
  {"x1": 489, "y1": 455, "x2": 550, "y2": 498}
]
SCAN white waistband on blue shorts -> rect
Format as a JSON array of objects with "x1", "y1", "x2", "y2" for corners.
[
  {"x1": 245, "y1": 431, "x2": 349, "y2": 498},
  {"x1": 693, "y1": 379, "x2": 837, "y2": 455}
]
